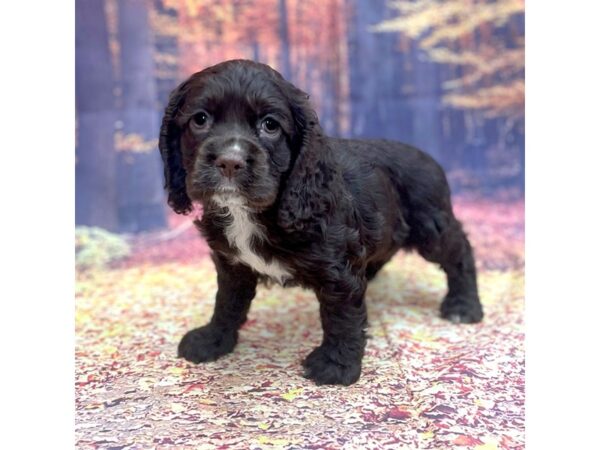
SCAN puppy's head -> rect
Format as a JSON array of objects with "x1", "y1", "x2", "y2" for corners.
[{"x1": 159, "y1": 59, "x2": 317, "y2": 214}]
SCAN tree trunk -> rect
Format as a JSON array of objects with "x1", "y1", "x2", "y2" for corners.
[
  {"x1": 278, "y1": 0, "x2": 292, "y2": 80},
  {"x1": 346, "y1": 0, "x2": 408, "y2": 141},
  {"x1": 408, "y1": 41, "x2": 443, "y2": 162},
  {"x1": 251, "y1": 40, "x2": 261, "y2": 62},
  {"x1": 153, "y1": 0, "x2": 180, "y2": 107},
  {"x1": 76, "y1": 0, "x2": 119, "y2": 231},
  {"x1": 116, "y1": 0, "x2": 167, "y2": 233}
]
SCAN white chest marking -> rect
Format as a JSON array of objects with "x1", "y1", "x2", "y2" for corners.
[{"x1": 214, "y1": 196, "x2": 292, "y2": 284}]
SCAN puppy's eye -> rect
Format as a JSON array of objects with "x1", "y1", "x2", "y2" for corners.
[
  {"x1": 191, "y1": 111, "x2": 210, "y2": 130},
  {"x1": 260, "y1": 117, "x2": 281, "y2": 136}
]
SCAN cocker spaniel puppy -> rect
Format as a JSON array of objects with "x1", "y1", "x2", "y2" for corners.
[{"x1": 159, "y1": 59, "x2": 483, "y2": 386}]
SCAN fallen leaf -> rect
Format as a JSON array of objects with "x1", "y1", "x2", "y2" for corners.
[
  {"x1": 453, "y1": 435, "x2": 484, "y2": 446},
  {"x1": 170, "y1": 403, "x2": 186, "y2": 413},
  {"x1": 475, "y1": 440, "x2": 499, "y2": 450},
  {"x1": 386, "y1": 407, "x2": 411, "y2": 421},
  {"x1": 257, "y1": 436, "x2": 296, "y2": 446},
  {"x1": 281, "y1": 388, "x2": 303, "y2": 401}
]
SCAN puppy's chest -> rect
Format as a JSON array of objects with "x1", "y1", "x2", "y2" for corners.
[{"x1": 217, "y1": 202, "x2": 292, "y2": 284}]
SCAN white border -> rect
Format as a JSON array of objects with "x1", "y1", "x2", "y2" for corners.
[
  {"x1": 0, "y1": 1, "x2": 74, "y2": 447},
  {"x1": 2, "y1": 1, "x2": 600, "y2": 447},
  {"x1": 526, "y1": 1, "x2": 600, "y2": 448}
]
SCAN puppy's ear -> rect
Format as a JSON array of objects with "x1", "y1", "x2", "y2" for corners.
[
  {"x1": 277, "y1": 82, "x2": 338, "y2": 233},
  {"x1": 159, "y1": 81, "x2": 192, "y2": 215}
]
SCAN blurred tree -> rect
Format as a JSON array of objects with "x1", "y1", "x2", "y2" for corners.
[
  {"x1": 163, "y1": 0, "x2": 350, "y2": 135},
  {"x1": 114, "y1": 0, "x2": 167, "y2": 233},
  {"x1": 151, "y1": 0, "x2": 181, "y2": 106},
  {"x1": 278, "y1": 0, "x2": 292, "y2": 80},
  {"x1": 346, "y1": 0, "x2": 433, "y2": 150},
  {"x1": 76, "y1": 0, "x2": 119, "y2": 231},
  {"x1": 373, "y1": 0, "x2": 524, "y2": 119}
]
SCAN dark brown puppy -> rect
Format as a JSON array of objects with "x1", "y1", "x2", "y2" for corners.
[{"x1": 159, "y1": 59, "x2": 483, "y2": 386}]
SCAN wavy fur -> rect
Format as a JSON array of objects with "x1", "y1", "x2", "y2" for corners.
[{"x1": 158, "y1": 60, "x2": 483, "y2": 386}]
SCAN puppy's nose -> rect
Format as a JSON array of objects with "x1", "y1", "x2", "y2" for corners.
[{"x1": 215, "y1": 156, "x2": 246, "y2": 179}]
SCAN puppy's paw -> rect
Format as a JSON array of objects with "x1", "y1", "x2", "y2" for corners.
[
  {"x1": 177, "y1": 325, "x2": 237, "y2": 363},
  {"x1": 302, "y1": 345, "x2": 362, "y2": 386},
  {"x1": 441, "y1": 295, "x2": 483, "y2": 324}
]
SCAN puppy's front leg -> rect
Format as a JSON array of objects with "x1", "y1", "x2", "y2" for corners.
[
  {"x1": 303, "y1": 276, "x2": 368, "y2": 386},
  {"x1": 178, "y1": 254, "x2": 257, "y2": 363}
]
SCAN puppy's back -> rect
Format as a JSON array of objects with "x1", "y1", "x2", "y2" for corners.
[{"x1": 330, "y1": 137, "x2": 452, "y2": 208}]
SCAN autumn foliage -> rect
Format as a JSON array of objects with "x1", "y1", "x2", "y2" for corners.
[
  {"x1": 153, "y1": 0, "x2": 350, "y2": 131},
  {"x1": 373, "y1": 0, "x2": 524, "y2": 118},
  {"x1": 76, "y1": 0, "x2": 525, "y2": 233}
]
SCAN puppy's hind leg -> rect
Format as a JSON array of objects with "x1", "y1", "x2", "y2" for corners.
[{"x1": 415, "y1": 213, "x2": 483, "y2": 324}]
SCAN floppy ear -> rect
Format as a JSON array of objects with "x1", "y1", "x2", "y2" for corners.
[
  {"x1": 158, "y1": 81, "x2": 192, "y2": 215},
  {"x1": 277, "y1": 82, "x2": 339, "y2": 234}
]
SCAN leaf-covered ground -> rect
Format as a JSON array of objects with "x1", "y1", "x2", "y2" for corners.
[{"x1": 76, "y1": 198, "x2": 524, "y2": 449}]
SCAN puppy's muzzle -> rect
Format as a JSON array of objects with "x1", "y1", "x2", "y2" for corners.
[
  {"x1": 215, "y1": 155, "x2": 246, "y2": 180},
  {"x1": 201, "y1": 136, "x2": 255, "y2": 181}
]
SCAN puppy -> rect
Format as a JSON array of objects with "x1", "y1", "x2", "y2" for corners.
[{"x1": 159, "y1": 59, "x2": 483, "y2": 386}]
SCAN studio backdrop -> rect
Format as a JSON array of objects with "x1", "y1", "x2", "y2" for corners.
[
  {"x1": 75, "y1": 1, "x2": 525, "y2": 449},
  {"x1": 76, "y1": 0, "x2": 524, "y2": 234}
]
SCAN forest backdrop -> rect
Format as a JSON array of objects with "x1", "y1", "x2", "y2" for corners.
[{"x1": 76, "y1": 0, "x2": 524, "y2": 233}]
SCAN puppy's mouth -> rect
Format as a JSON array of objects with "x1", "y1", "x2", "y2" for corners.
[
  {"x1": 187, "y1": 178, "x2": 276, "y2": 211},
  {"x1": 187, "y1": 179, "x2": 240, "y2": 200},
  {"x1": 214, "y1": 180, "x2": 240, "y2": 195},
  {"x1": 213, "y1": 190, "x2": 276, "y2": 211}
]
